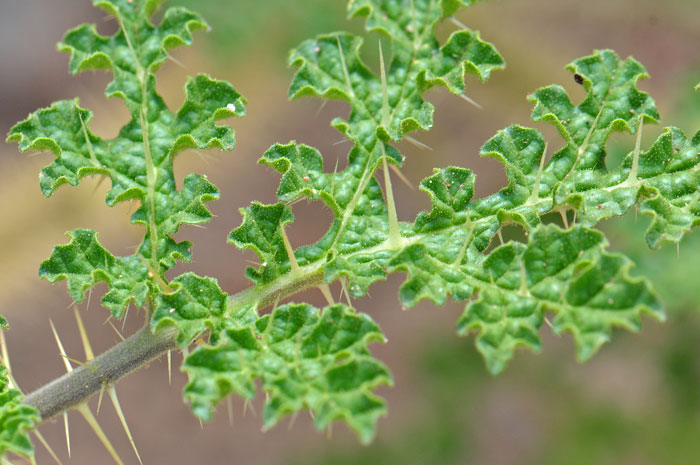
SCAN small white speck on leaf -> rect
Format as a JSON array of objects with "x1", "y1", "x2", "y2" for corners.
[{"x1": 226, "y1": 103, "x2": 237, "y2": 112}]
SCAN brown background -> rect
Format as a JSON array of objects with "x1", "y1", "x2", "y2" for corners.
[{"x1": 2, "y1": 0, "x2": 700, "y2": 464}]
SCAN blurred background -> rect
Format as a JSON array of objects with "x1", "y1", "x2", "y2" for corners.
[{"x1": 2, "y1": 0, "x2": 700, "y2": 463}]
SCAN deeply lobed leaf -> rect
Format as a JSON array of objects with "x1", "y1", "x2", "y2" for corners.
[
  {"x1": 183, "y1": 303, "x2": 391, "y2": 443},
  {"x1": 255, "y1": 45, "x2": 672, "y2": 374},
  {"x1": 7, "y1": 1, "x2": 246, "y2": 321},
  {"x1": 456, "y1": 225, "x2": 662, "y2": 373},
  {"x1": 39, "y1": 229, "x2": 150, "y2": 318}
]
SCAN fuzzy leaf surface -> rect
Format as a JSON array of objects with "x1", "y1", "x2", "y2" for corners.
[
  {"x1": 183, "y1": 303, "x2": 391, "y2": 443},
  {"x1": 39, "y1": 229, "x2": 149, "y2": 318},
  {"x1": 456, "y1": 225, "x2": 662, "y2": 373},
  {"x1": 527, "y1": 50, "x2": 659, "y2": 217},
  {"x1": 253, "y1": 47, "x2": 671, "y2": 374},
  {"x1": 7, "y1": 1, "x2": 245, "y2": 323},
  {"x1": 151, "y1": 273, "x2": 228, "y2": 346},
  {"x1": 242, "y1": 0, "x2": 502, "y2": 292}
]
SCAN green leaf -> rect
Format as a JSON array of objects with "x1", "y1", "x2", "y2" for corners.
[
  {"x1": 258, "y1": 141, "x2": 395, "y2": 294},
  {"x1": 289, "y1": 26, "x2": 502, "y2": 145},
  {"x1": 634, "y1": 127, "x2": 700, "y2": 247},
  {"x1": 0, "y1": 365, "x2": 39, "y2": 458},
  {"x1": 7, "y1": 1, "x2": 245, "y2": 321},
  {"x1": 528, "y1": 50, "x2": 659, "y2": 211},
  {"x1": 290, "y1": 0, "x2": 502, "y2": 147},
  {"x1": 228, "y1": 202, "x2": 295, "y2": 285},
  {"x1": 183, "y1": 303, "x2": 391, "y2": 443},
  {"x1": 39, "y1": 229, "x2": 149, "y2": 318},
  {"x1": 152, "y1": 273, "x2": 228, "y2": 346},
  {"x1": 261, "y1": 0, "x2": 502, "y2": 297},
  {"x1": 58, "y1": 1, "x2": 208, "y2": 112},
  {"x1": 456, "y1": 225, "x2": 663, "y2": 373}
]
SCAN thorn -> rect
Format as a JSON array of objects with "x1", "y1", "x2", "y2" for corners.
[
  {"x1": 109, "y1": 386, "x2": 144, "y2": 465},
  {"x1": 97, "y1": 381, "x2": 106, "y2": 415},
  {"x1": 86, "y1": 288, "x2": 93, "y2": 311},
  {"x1": 560, "y1": 210, "x2": 569, "y2": 229},
  {"x1": 34, "y1": 430, "x2": 64, "y2": 465},
  {"x1": 677, "y1": 241, "x2": 680, "y2": 259},
  {"x1": 627, "y1": 117, "x2": 644, "y2": 184},
  {"x1": 286, "y1": 196, "x2": 306, "y2": 207},
  {"x1": 332, "y1": 137, "x2": 351, "y2": 146},
  {"x1": 63, "y1": 411, "x2": 71, "y2": 458},
  {"x1": 530, "y1": 142, "x2": 548, "y2": 202},
  {"x1": 379, "y1": 40, "x2": 390, "y2": 128},
  {"x1": 389, "y1": 163, "x2": 415, "y2": 190},
  {"x1": 167, "y1": 349, "x2": 172, "y2": 385},
  {"x1": 314, "y1": 99, "x2": 328, "y2": 117},
  {"x1": 381, "y1": 144, "x2": 401, "y2": 248},
  {"x1": 519, "y1": 260, "x2": 528, "y2": 296},
  {"x1": 199, "y1": 418, "x2": 204, "y2": 430},
  {"x1": 459, "y1": 93, "x2": 483, "y2": 110},
  {"x1": 572, "y1": 209, "x2": 578, "y2": 225},
  {"x1": 288, "y1": 411, "x2": 299, "y2": 430},
  {"x1": 227, "y1": 396, "x2": 234, "y2": 426},
  {"x1": 91, "y1": 175, "x2": 107, "y2": 196},
  {"x1": 191, "y1": 149, "x2": 211, "y2": 165},
  {"x1": 448, "y1": 16, "x2": 469, "y2": 30},
  {"x1": 405, "y1": 135, "x2": 433, "y2": 151},
  {"x1": 167, "y1": 53, "x2": 186, "y2": 69},
  {"x1": 78, "y1": 404, "x2": 126, "y2": 465},
  {"x1": 280, "y1": 226, "x2": 301, "y2": 275},
  {"x1": 340, "y1": 278, "x2": 353, "y2": 307},
  {"x1": 243, "y1": 399, "x2": 257, "y2": 418},
  {"x1": 50, "y1": 320, "x2": 73, "y2": 373},
  {"x1": 319, "y1": 283, "x2": 335, "y2": 306},
  {"x1": 336, "y1": 37, "x2": 354, "y2": 97},
  {"x1": 544, "y1": 316, "x2": 553, "y2": 328},
  {"x1": 497, "y1": 228, "x2": 504, "y2": 245},
  {"x1": 108, "y1": 320, "x2": 126, "y2": 341},
  {"x1": 330, "y1": 158, "x2": 339, "y2": 199},
  {"x1": 74, "y1": 307, "x2": 95, "y2": 361},
  {"x1": 63, "y1": 355, "x2": 90, "y2": 368},
  {"x1": 121, "y1": 305, "x2": 130, "y2": 331}
]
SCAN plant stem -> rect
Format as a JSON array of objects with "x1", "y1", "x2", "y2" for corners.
[
  {"x1": 24, "y1": 325, "x2": 177, "y2": 421},
  {"x1": 23, "y1": 270, "x2": 326, "y2": 423}
]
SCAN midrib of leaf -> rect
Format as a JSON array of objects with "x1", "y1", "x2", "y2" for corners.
[
  {"x1": 317, "y1": 0, "x2": 440, "y2": 254},
  {"x1": 120, "y1": 13, "x2": 161, "y2": 274},
  {"x1": 384, "y1": 0, "x2": 437, "y2": 129},
  {"x1": 78, "y1": 112, "x2": 101, "y2": 168}
]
